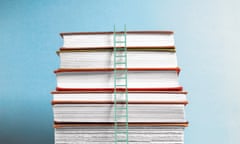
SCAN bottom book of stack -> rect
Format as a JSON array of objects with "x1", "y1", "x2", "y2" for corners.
[{"x1": 55, "y1": 124, "x2": 186, "y2": 144}]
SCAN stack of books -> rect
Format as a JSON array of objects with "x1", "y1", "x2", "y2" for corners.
[{"x1": 52, "y1": 30, "x2": 188, "y2": 143}]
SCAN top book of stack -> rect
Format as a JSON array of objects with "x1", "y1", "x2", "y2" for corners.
[{"x1": 60, "y1": 31, "x2": 174, "y2": 49}]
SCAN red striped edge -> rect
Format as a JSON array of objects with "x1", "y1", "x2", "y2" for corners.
[
  {"x1": 51, "y1": 100, "x2": 188, "y2": 105},
  {"x1": 54, "y1": 67, "x2": 181, "y2": 73},
  {"x1": 56, "y1": 87, "x2": 183, "y2": 92},
  {"x1": 51, "y1": 90, "x2": 188, "y2": 94},
  {"x1": 59, "y1": 46, "x2": 175, "y2": 50},
  {"x1": 60, "y1": 31, "x2": 174, "y2": 37},
  {"x1": 54, "y1": 122, "x2": 189, "y2": 128}
]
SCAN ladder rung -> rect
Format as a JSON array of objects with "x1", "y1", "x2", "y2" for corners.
[
  {"x1": 115, "y1": 83, "x2": 126, "y2": 85},
  {"x1": 116, "y1": 41, "x2": 125, "y2": 43},
  {"x1": 116, "y1": 107, "x2": 127, "y2": 110},
  {"x1": 115, "y1": 99, "x2": 127, "y2": 102},
  {"x1": 116, "y1": 77, "x2": 126, "y2": 79},
  {"x1": 116, "y1": 131, "x2": 127, "y2": 134},
  {"x1": 115, "y1": 55, "x2": 126, "y2": 57},
  {"x1": 115, "y1": 100, "x2": 126, "y2": 102},
  {"x1": 115, "y1": 33, "x2": 124, "y2": 36},
  {"x1": 115, "y1": 74, "x2": 127, "y2": 76},
  {"x1": 117, "y1": 115, "x2": 127, "y2": 118},
  {"x1": 115, "y1": 95, "x2": 127, "y2": 97},
  {"x1": 116, "y1": 139, "x2": 127, "y2": 142},
  {"x1": 115, "y1": 62, "x2": 126, "y2": 64},
  {"x1": 115, "y1": 99, "x2": 127, "y2": 101},
  {"x1": 115, "y1": 127, "x2": 128, "y2": 130},
  {"x1": 116, "y1": 84, "x2": 126, "y2": 86}
]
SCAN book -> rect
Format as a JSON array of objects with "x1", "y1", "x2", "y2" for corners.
[
  {"x1": 52, "y1": 91, "x2": 187, "y2": 104},
  {"x1": 58, "y1": 49, "x2": 178, "y2": 68},
  {"x1": 60, "y1": 31, "x2": 174, "y2": 48},
  {"x1": 55, "y1": 124, "x2": 185, "y2": 144},
  {"x1": 54, "y1": 68, "x2": 182, "y2": 90},
  {"x1": 53, "y1": 103, "x2": 186, "y2": 123}
]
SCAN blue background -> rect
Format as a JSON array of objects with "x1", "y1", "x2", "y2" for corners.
[{"x1": 1, "y1": 0, "x2": 240, "y2": 144}]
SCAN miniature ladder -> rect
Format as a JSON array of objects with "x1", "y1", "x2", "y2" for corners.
[{"x1": 113, "y1": 25, "x2": 129, "y2": 144}]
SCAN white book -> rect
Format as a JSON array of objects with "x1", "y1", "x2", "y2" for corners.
[
  {"x1": 55, "y1": 126, "x2": 184, "y2": 144},
  {"x1": 53, "y1": 104, "x2": 186, "y2": 123},
  {"x1": 55, "y1": 68, "x2": 182, "y2": 90},
  {"x1": 52, "y1": 91, "x2": 187, "y2": 103},
  {"x1": 60, "y1": 31, "x2": 174, "y2": 48},
  {"x1": 59, "y1": 50, "x2": 178, "y2": 68}
]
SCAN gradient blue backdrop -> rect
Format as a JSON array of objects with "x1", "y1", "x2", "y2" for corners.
[{"x1": 1, "y1": 0, "x2": 240, "y2": 144}]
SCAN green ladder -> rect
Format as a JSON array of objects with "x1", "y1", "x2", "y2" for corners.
[{"x1": 113, "y1": 25, "x2": 129, "y2": 144}]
